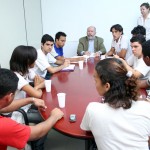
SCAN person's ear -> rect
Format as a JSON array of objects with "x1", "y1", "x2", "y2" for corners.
[
  {"x1": 56, "y1": 39, "x2": 59, "y2": 43},
  {"x1": 105, "y1": 82, "x2": 110, "y2": 92},
  {"x1": 146, "y1": 56, "x2": 150, "y2": 61},
  {"x1": 7, "y1": 93, "x2": 14, "y2": 104}
]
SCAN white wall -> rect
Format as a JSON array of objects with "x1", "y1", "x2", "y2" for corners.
[
  {"x1": 0, "y1": 0, "x2": 26, "y2": 68},
  {"x1": 24, "y1": 0, "x2": 43, "y2": 48},
  {"x1": 0, "y1": 0, "x2": 43, "y2": 68},
  {"x1": 41, "y1": 0, "x2": 147, "y2": 57}
]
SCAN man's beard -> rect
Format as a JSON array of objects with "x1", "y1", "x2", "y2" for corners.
[{"x1": 87, "y1": 36, "x2": 95, "y2": 40}]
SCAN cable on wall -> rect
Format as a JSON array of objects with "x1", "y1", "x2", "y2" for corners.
[
  {"x1": 40, "y1": 0, "x2": 44, "y2": 35},
  {"x1": 23, "y1": 0, "x2": 28, "y2": 45}
]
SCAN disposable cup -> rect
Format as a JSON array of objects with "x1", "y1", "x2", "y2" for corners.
[
  {"x1": 57, "y1": 93, "x2": 66, "y2": 108},
  {"x1": 44, "y1": 80, "x2": 51, "y2": 92},
  {"x1": 78, "y1": 61, "x2": 83, "y2": 70},
  {"x1": 83, "y1": 55, "x2": 89, "y2": 62}
]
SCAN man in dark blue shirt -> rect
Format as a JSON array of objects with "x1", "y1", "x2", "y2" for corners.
[
  {"x1": 54, "y1": 32, "x2": 66, "y2": 59},
  {"x1": 52, "y1": 32, "x2": 84, "y2": 62}
]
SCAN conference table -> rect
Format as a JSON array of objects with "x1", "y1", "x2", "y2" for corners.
[
  {"x1": 41, "y1": 57, "x2": 101, "y2": 148},
  {"x1": 40, "y1": 56, "x2": 147, "y2": 149}
]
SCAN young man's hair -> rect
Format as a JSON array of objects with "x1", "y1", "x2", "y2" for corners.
[
  {"x1": 10, "y1": 45, "x2": 37, "y2": 75},
  {"x1": 131, "y1": 25, "x2": 146, "y2": 36},
  {"x1": 110, "y1": 24, "x2": 123, "y2": 34},
  {"x1": 55, "y1": 32, "x2": 66, "y2": 41},
  {"x1": 142, "y1": 40, "x2": 150, "y2": 57},
  {"x1": 0, "y1": 68, "x2": 18, "y2": 98},
  {"x1": 130, "y1": 34, "x2": 146, "y2": 45},
  {"x1": 41, "y1": 34, "x2": 54, "y2": 45}
]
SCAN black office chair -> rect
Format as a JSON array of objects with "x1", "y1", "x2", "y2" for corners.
[{"x1": 16, "y1": 108, "x2": 46, "y2": 150}]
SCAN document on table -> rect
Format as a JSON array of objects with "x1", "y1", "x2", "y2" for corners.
[
  {"x1": 70, "y1": 56, "x2": 82, "y2": 63},
  {"x1": 61, "y1": 64, "x2": 75, "y2": 71}
]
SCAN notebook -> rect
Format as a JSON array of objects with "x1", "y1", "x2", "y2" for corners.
[{"x1": 61, "y1": 64, "x2": 75, "y2": 71}]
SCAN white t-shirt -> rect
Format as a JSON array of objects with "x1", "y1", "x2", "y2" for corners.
[
  {"x1": 34, "y1": 49, "x2": 51, "y2": 78},
  {"x1": 81, "y1": 101, "x2": 150, "y2": 150},
  {"x1": 127, "y1": 54, "x2": 150, "y2": 79},
  {"x1": 47, "y1": 52, "x2": 57, "y2": 64},
  {"x1": 137, "y1": 14, "x2": 150, "y2": 41},
  {"x1": 111, "y1": 35, "x2": 132, "y2": 60},
  {"x1": 50, "y1": 47, "x2": 59, "y2": 58}
]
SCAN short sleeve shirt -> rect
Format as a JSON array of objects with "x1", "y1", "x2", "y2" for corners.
[
  {"x1": 80, "y1": 101, "x2": 150, "y2": 150},
  {"x1": 54, "y1": 44, "x2": 63, "y2": 56},
  {"x1": 0, "y1": 116, "x2": 30, "y2": 150},
  {"x1": 127, "y1": 54, "x2": 150, "y2": 79},
  {"x1": 111, "y1": 35, "x2": 132, "y2": 60},
  {"x1": 34, "y1": 49, "x2": 51, "y2": 78}
]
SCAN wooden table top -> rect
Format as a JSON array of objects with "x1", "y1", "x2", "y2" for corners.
[{"x1": 41, "y1": 57, "x2": 101, "y2": 139}]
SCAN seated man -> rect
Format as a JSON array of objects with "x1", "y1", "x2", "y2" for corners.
[
  {"x1": 0, "y1": 68, "x2": 64, "y2": 149},
  {"x1": 137, "y1": 40, "x2": 150, "y2": 88},
  {"x1": 106, "y1": 24, "x2": 132, "y2": 60},
  {"x1": 50, "y1": 31, "x2": 84, "y2": 62},
  {"x1": 116, "y1": 34, "x2": 150, "y2": 79},
  {"x1": 34, "y1": 34, "x2": 70, "y2": 79},
  {"x1": 77, "y1": 26, "x2": 106, "y2": 56},
  {"x1": 131, "y1": 25, "x2": 146, "y2": 37}
]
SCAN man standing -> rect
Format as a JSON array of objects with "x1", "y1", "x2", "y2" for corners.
[{"x1": 77, "y1": 26, "x2": 106, "y2": 56}]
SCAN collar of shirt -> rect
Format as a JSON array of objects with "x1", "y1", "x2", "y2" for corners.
[{"x1": 114, "y1": 35, "x2": 122, "y2": 44}]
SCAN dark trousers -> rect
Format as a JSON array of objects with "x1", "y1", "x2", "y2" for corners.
[{"x1": 31, "y1": 135, "x2": 47, "y2": 150}]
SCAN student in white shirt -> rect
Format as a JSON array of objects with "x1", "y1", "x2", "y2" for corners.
[
  {"x1": 137, "y1": 40, "x2": 150, "y2": 88},
  {"x1": 10, "y1": 45, "x2": 46, "y2": 150},
  {"x1": 81, "y1": 58, "x2": 150, "y2": 150},
  {"x1": 115, "y1": 35, "x2": 150, "y2": 79},
  {"x1": 10, "y1": 45, "x2": 45, "y2": 106},
  {"x1": 106, "y1": 24, "x2": 132, "y2": 60},
  {"x1": 34, "y1": 34, "x2": 70, "y2": 79}
]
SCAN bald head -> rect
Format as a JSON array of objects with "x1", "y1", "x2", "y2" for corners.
[{"x1": 87, "y1": 26, "x2": 96, "y2": 40}]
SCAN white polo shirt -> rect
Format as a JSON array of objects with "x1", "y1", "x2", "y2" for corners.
[
  {"x1": 111, "y1": 35, "x2": 132, "y2": 60},
  {"x1": 137, "y1": 14, "x2": 150, "y2": 41}
]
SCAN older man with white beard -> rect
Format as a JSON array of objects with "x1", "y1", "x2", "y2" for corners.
[{"x1": 77, "y1": 26, "x2": 106, "y2": 56}]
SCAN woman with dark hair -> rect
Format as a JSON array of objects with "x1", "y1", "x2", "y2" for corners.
[
  {"x1": 10, "y1": 45, "x2": 45, "y2": 123},
  {"x1": 138, "y1": 2, "x2": 150, "y2": 40},
  {"x1": 81, "y1": 58, "x2": 150, "y2": 150}
]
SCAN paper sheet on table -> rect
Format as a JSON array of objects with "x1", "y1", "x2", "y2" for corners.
[
  {"x1": 61, "y1": 64, "x2": 75, "y2": 71},
  {"x1": 70, "y1": 56, "x2": 83, "y2": 63}
]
